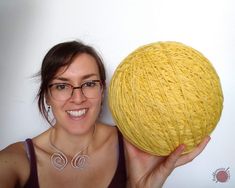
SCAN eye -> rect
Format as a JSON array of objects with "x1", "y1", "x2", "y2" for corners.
[
  {"x1": 54, "y1": 83, "x2": 70, "y2": 91},
  {"x1": 83, "y1": 81, "x2": 98, "y2": 88}
]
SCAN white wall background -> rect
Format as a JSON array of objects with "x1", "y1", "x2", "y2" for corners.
[{"x1": 0, "y1": 0, "x2": 234, "y2": 187}]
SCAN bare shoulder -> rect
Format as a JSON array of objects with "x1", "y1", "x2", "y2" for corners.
[
  {"x1": 97, "y1": 123, "x2": 118, "y2": 138},
  {"x1": 0, "y1": 142, "x2": 30, "y2": 187},
  {"x1": 0, "y1": 142, "x2": 29, "y2": 167},
  {"x1": 95, "y1": 123, "x2": 118, "y2": 147}
]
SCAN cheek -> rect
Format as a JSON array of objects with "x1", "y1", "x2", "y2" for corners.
[
  {"x1": 50, "y1": 105, "x2": 60, "y2": 119},
  {"x1": 95, "y1": 98, "x2": 102, "y2": 108},
  {"x1": 50, "y1": 101, "x2": 66, "y2": 116},
  {"x1": 92, "y1": 97, "x2": 103, "y2": 111}
]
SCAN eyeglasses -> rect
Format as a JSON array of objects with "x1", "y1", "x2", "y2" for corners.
[{"x1": 49, "y1": 80, "x2": 102, "y2": 101}]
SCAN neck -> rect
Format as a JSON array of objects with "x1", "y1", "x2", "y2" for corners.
[{"x1": 49, "y1": 124, "x2": 96, "y2": 157}]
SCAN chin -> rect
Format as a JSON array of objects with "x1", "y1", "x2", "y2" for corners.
[{"x1": 65, "y1": 121, "x2": 95, "y2": 136}]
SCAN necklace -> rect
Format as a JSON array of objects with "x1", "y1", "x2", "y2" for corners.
[{"x1": 49, "y1": 125, "x2": 96, "y2": 171}]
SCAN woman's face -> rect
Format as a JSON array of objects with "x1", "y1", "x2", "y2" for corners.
[{"x1": 47, "y1": 53, "x2": 103, "y2": 135}]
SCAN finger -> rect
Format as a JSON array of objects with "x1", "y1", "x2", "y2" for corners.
[
  {"x1": 175, "y1": 136, "x2": 211, "y2": 167},
  {"x1": 161, "y1": 144, "x2": 186, "y2": 171}
]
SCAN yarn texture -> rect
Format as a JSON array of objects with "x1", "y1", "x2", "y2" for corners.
[{"x1": 108, "y1": 41, "x2": 223, "y2": 156}]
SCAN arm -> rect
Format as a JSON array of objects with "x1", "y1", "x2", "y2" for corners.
[
  {"x1": 124, "y1": 136, "x2": 211, "y2": 188},
  {"x1": 0, "y1": 143, "x2": 29, "y2": 188}
]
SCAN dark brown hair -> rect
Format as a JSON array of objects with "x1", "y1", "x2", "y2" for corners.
[{"x1": 37, "y1": 41, "x2": 106, "y2": 124}]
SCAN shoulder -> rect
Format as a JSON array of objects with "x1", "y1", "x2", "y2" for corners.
[
  {"x1": 0, "y1": 141, "x2": 29, "y2": 168},
  {"x1": 97, "y1": 123, "x2": 118, "y2": 139},
  {"x1": 0, "y1": 142, "x2": 30, "y2": 187},
  {"x1": 94, "y1": 123, "x2": 118, "y2": 148}
]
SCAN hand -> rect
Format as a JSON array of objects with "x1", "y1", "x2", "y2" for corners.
[{"x1": 124, "y1": 136, "x2": 211, "y2": 188}]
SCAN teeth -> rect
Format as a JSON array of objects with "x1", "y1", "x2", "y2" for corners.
[{"x1": 67, "y1": 109, "x2": 86, "y2": 117}]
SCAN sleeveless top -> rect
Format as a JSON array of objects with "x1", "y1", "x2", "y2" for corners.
[{"x1": 23, "y1": 130, "x2": 127, "y2": 188}]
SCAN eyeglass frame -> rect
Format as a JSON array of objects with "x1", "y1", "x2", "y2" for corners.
[{"x1": 48, "y1": 79, "x2": 103, "y2": 101}]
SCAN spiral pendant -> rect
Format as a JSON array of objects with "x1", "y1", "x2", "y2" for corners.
[
  {"x1": 49, "y1": 126, "x2": 95, "y2": 171},
  {"x1": 71, "y1": 154, "x2": 89, "y2": 169},
  {"x1": 51, "y1": 152, "x2": 68, "y2": 171}
]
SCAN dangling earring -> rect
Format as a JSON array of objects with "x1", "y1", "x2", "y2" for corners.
[
  {"x1": 47, "y1": 105, "x2": 51, "y2": 116},
  {"x1": 47, "y1": 105, "x2": 55, "y2": 126}
]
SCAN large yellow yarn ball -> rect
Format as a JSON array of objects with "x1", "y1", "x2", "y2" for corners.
[{"x1": 108, "y1": 41, "x2": 223, "y2": 156}]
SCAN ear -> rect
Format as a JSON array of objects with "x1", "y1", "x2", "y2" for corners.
[
  {"x1": 100, "y1": 88, "x2": 106, "y2": 106},
  {"x1": 102, "y1": 86, "x2": 106, "y2": 98},
  {"x1": 45, "y1": 94, "x2": 51, "y2": 106}
]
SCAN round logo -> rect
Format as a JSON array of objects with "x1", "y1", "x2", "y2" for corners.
[{"x1": 213, "y1": 167, "x2": 230, "y2": 183}]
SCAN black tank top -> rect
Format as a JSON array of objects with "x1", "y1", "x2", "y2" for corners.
[{"x1": 24, "y1": 130, "x2": 127, "y2": 188}]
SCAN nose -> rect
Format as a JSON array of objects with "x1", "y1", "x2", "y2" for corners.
[{"x1": 70, "y1": 88, "x2": 86, "y2": 103}]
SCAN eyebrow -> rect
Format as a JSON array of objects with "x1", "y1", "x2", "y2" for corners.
[{"x1": 53, "y1": 73, "x2": 99, "y2": 82}]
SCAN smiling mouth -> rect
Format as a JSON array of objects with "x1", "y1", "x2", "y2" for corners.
[{"x1": 66, "y1": 109, "x2": 87, "y2": 118}]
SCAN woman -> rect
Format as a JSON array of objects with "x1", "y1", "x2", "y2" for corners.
[{"x1": 0, "y1": 41, "x2": 210, "y2": 188}]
